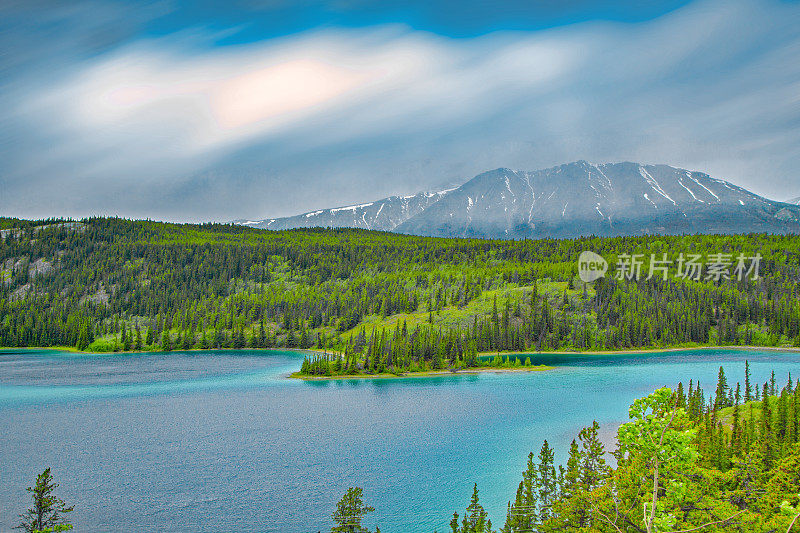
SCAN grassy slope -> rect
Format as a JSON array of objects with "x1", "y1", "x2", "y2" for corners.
[
  {"x1": 85, "y1": 280, "x2": 585, "y2": 353},
  {"x1": 719, "y1": 397, "x2": 775, "y2": 428},
  {"x1": 337, "y1": 280, "x2": 588, "y2": 341}
]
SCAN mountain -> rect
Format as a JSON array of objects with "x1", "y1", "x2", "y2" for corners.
[
  {"x1": 232, "y1": 188, "x2": 455, "y2": 231},
  {"x1": 787, "y1": 196, "x2": 800, "y2": 205},
  {"x1": 236, "y1": 161, "x2": 800, "y2": 239},
  {"x1": 396, "y1": 161, "x2": 800, "y2": 238}
]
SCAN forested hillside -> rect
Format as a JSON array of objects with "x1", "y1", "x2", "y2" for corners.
[
  {"x1": 2, "y1": 218, "x2": 800, "y2": 376},
  {"x1": 486, "y1": 366, "x2": 800, "y2": 532}
]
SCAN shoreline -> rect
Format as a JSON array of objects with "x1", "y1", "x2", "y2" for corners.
[
  {"x1": 289, "y1": 365, "x2": 553, "y2": 380},
  {"x1": 3, "y1": 344, "x2": 799, "y2": 358},
  {"x1": 3, "y1": 345, "x2": 799, "y2": 383},
  {"x1": 477, "y1": 345, "x2": 800, "y2": 357}
]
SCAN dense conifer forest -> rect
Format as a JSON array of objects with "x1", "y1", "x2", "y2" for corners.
[
  {"x1": 483, "y1": 365, "x2": 800, "y2": 533},
  {"x1": 2, "y1": 217, "x2": 800, "y2": 377}
]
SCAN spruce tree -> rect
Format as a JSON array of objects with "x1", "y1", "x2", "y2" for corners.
[
  {"x1": 577, "y1": 421, "x2": 609, "y2": 490},
  {"x1": 16, "y1": 468, "x2": 73, "y2": 533},
  {"x1": 161, "y1": 330, "x2": 171, "y2": 352},
  {"x1": 536, "y1": 440, "x2": 557, "y2": 523},
  {"x1": 715, "y1": 366, "x2": 729, "y2": 409},
  {"x1": 330, "y1": 487, "x2": 374, "y2": 533},
  {"x1": 744, "y1": 360, "x2": 752, "y2": 402}
]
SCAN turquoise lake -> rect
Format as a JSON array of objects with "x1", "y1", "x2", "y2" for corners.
[{"x1": 1, "y1": 348, "x2": 799, "y2": 532}]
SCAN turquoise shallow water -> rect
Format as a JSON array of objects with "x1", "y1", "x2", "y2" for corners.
[{"x1": 0, "y1": 348, "x2": 798, "y2": 532}]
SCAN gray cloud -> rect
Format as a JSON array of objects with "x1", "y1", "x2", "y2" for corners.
[{"x1": 1, "y1": 0, "x2": 799, "y2": 222}]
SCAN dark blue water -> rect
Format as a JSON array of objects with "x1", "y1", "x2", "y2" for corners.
[{"x1": 0, "y1": 348, "x2": 798, "y2": 532}]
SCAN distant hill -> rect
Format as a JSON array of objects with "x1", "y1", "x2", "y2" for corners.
[{"x1": 236, "y1": 161, "x2": 800, "y2": 238}]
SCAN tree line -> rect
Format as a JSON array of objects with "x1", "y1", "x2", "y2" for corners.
[{"x1": 2, "y1": 218, "x2": 800, "y2": 379}]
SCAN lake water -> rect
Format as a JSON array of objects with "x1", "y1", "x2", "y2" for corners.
[{"x1": 1, "y1": 348, "x2": 798, "y2": 532}]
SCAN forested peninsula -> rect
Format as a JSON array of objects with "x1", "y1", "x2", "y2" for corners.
[{"x1": 2, "y1": 218, "x2": 800, "y2": 377}]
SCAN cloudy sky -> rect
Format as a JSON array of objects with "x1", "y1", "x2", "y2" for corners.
[{"x1": 1, "y1": 0, "x2": 799, "y2": 222}]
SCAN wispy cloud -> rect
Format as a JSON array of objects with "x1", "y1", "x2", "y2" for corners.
[{"x1": 1, "y1": 0, "x2": 799, "y2": 221}]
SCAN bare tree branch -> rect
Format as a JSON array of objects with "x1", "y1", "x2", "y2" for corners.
[
  {"x1": 595, "y1": 508, "x2": 624, "y2": 533},
  {"x1": 787, "y1": 511, "x2": 800, "y2": 533},
  {"x1": 646, "y1": 400, "x2": 679, "y2": 533}
]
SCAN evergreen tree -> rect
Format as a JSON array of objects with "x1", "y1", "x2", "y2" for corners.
[
  {"x1": 16, "y1": 468, "x2": 73, "y2": 533},
  {"x1": 536, "y1": 440, "x2": 558, "y2": 523},
  {"x1": 331, "y1": 487, "x2": 374, "y2": 533},
  {"x1": 744, "y1": 360, "x2": 752, "y2": 403},
  {"x1": 145, "y1": 327, "x2": 154, "y2": 347},
  {"x1": 715, "y1": 366, "x2": 729, "y2": 409},
  {"x1": 577, "y1": 421, "x2": 609, "y2": 490},
  {"x1": 161, "y1": 330, "x2": 172, "y2": 352},
  {"x1": 453, "y1": 484, "x2": 494, "y2": 533}
]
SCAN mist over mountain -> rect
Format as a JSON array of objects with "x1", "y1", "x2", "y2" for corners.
[{"x1": 235, "y1": 161, "x2": 800, "y2": 239}]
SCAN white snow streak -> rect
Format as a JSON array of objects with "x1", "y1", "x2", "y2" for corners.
[
  {"x1": 690, "y1": 177, "x2": 720, "y2": 201},
  {"x1": 504, "y1": 176, "x2": 518, "y2": 203},
  {"x1": 330, "y1": 202, "x2": 374, "y2": 213},
  {"x1": 639, "y1": 166, "x2": 676, "y2": 205},
  {"x1": 595, "y1": 204, "x2": 604, "y2": 218},
  {"x1": 524, "y1": 174, "x2": 536, "y2": 223},
  {"x1": 592, "y1": 164, "x2": 614, "y2": 189},
  {"x1": 678, "y1": 179, "x2": 704, "y2": 203}
]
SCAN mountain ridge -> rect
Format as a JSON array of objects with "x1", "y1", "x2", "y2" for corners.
[
  {"x1": 235, "y1": 161, "x2": 800, "y2": 239},
  {"x1": 232, "y1": 188, "x2": 456, "y2": 232}
]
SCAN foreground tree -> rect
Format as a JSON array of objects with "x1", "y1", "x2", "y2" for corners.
[
  {"x1": 331, "y1": 487, "x2": 375, "y2": 533},
  {"x1": 16, "y1": 468, "x2": 73, "y2": 533},
  {"x1": 616, "y1": 388, "x2": 699, "y2": 532},
  {"x1": 451, "y1": 484, "x2": 494, "y2": 533}
]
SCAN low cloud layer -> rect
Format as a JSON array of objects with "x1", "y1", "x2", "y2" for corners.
[{"x1": 1, "y1": 0, "x2": 799, "y2": 221}]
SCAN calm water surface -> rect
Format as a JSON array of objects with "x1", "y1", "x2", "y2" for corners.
[{"x1": 1, "y1": 348, "x2": 799, "y2": 532}]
